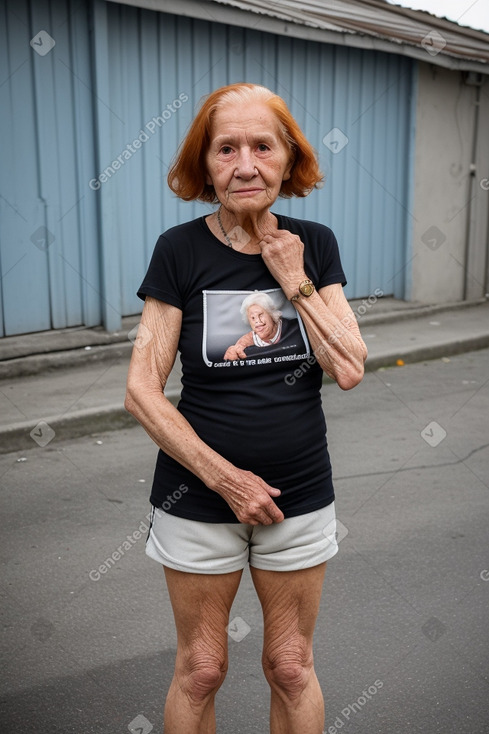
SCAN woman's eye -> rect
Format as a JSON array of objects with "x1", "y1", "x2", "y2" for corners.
[
  {"x1": 220, "y1": 146, "x2": 233, "y2": 155},
  {"x1": 257, "y1": 144, "x2": 270, "y2": 152}
]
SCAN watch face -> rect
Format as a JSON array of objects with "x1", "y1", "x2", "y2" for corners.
[{"x1": 300, "y1": 282, "x2": 314, "y2": 296}]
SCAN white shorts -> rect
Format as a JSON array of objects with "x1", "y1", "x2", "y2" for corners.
[{"x1": 145, "y1": 502, "x2": 339, "y2": 574}]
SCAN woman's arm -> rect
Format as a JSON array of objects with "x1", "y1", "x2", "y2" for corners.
[
  {"x1": 291, "y1": 283, "x2": 367, "y2": 390},
  {"x1": 257, "y1": 229, "x2": 367, "y2": 390},
  {"x1": 223, "y1": 331, "x2": 254, "y2": 360},
  {"x1": 125, "y1": 297, "x2": 284, "y2": 524}
]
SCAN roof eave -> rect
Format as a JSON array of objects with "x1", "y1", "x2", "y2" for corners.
[{"x1": 107, "y1": 0, "x2": 489, "y2": 74}]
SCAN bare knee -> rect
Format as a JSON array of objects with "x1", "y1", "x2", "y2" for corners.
[
  {"x1": 179, "y1": 652, "x2": 227, "y2": 704},
  {"x1": 263, "y1": 644, "x2": 313, "y2": 701}
]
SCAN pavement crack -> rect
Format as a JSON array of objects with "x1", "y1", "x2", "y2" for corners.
[{"x1": 336, "y1": 441, "x2": 489, "y2": 482}]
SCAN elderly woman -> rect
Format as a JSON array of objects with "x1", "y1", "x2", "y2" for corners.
[
  {"x1": 224, "y1": 292, "x2": 286, "y2": 359},
  {"x1": 125, "y1": 82, "x2": 367, "y2": 734}
]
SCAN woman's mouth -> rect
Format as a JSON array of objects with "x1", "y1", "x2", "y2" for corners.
[{"x1": 232, "y1": 188, "x2": 263, "y2": 195}]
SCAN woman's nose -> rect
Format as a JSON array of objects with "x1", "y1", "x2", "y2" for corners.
[{"x1": 234, "y1": 148, "x2": 257, "y2": 178}]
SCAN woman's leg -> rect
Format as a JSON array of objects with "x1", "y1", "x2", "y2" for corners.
[
  {"x1": 163, "y1": 566, "x2": 243, "y2": 734},
  {"x1": 250, "y1": 562, "x2": 327, "y2": 734}
]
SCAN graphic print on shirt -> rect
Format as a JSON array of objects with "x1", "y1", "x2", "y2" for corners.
[{"x1": 202, "y1": 288, "x2": 311, "y2": 367}]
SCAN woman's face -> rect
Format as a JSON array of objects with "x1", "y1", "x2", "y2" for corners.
[
  {"x1": 205, "y1": 101, "x2": 292, "y2": 216},
  {"x1": 247, "y1": 304, "x2": 277, "y2": 342}
]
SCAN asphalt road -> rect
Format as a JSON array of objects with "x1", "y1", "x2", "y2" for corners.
[{"x1": 1, "y1": 349, "x2": 488, "y2": 734}]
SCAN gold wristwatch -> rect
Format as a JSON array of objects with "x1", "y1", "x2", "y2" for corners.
[{"x1": 290, "y1": 279, "x2": 315, "y2": 301}]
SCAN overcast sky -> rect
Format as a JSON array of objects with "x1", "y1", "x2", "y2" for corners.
[{"x1": 386, "y1": 0, "x2": 489, "y2": 33}]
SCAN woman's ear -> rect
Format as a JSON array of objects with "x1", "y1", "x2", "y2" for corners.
[{"x1": 283, "y1": 156, "x2": 294, "y2": 181}]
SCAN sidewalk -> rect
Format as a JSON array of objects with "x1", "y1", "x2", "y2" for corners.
[{"x1": 1, "y1": 298, "x2": 488, "y2": 454}]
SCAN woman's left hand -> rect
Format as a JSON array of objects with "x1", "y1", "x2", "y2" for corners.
[{"x1": 252, "y1": 220, "x2": 307, "y2": 298}]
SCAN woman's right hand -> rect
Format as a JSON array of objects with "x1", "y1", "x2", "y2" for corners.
[
  {"x1": 210, "y1": 467, "x2": 284, "y2": 525},
  {"x1": 224, "y1": 344, "x2": 246, "y2": 360},
  {"x1": 223, "y1": 331, "x2": 254, "y2": 360}
]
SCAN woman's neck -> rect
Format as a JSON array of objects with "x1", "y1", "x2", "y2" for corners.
[{"x1": 211, "y1": 206, "x2": 278, "y2": 253}]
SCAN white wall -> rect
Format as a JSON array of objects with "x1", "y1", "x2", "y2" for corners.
[{"x1": 410, "y1": 63, "x2": 489, "y2": 303}]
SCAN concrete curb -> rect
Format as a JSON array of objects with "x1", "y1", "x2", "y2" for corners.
[
  {"x1": 1, "y1": 299, "x2": 486, "y2": 380},
  {"x1": 0, "y1": 342, "x2": 134, "y2": 380},
  {"x1": 2, "y1": 334, "x2": 488, "y2": 455},
  {"x1": 356, "y1": 297, "x2": 487, "y2": 326},
  {"x1": 0, "y1": 393, "x2": 181, "y2": 455},
  {"x1": 363, "y1": 333, "x2": 489, "y2": 370}
]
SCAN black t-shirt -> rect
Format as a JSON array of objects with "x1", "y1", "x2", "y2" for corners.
[{"x1": 137, "y1": 214, "x2": 346, "y2": 522}]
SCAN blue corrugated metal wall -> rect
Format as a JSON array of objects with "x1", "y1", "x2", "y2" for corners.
[
  {"x1": 0, "y1": 0, "x2": 414, "y2": 335},
  {"x1": 0, "y1": 0, "x2": 101, "y2": 336}
]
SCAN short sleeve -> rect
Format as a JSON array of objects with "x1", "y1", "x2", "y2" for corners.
[
  {"x1": 137, "y1": 235, "x2": 183, "y2": 309},
  {"x1": 314, "y1": 226, "x2": 347, "y2": 290}
]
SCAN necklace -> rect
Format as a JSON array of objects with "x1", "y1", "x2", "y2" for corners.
[{"x1": 216, "y1": 207, "x2": 233, "y2": 248}]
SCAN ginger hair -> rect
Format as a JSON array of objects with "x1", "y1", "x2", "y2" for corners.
[{"x1": 167, "y1": 83, "x2": 323, "y2": 203}]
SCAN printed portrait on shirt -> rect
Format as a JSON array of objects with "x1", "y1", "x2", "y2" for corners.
[{"x1": 202, "y1": 288, "x2": 310, "y2": 367}]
